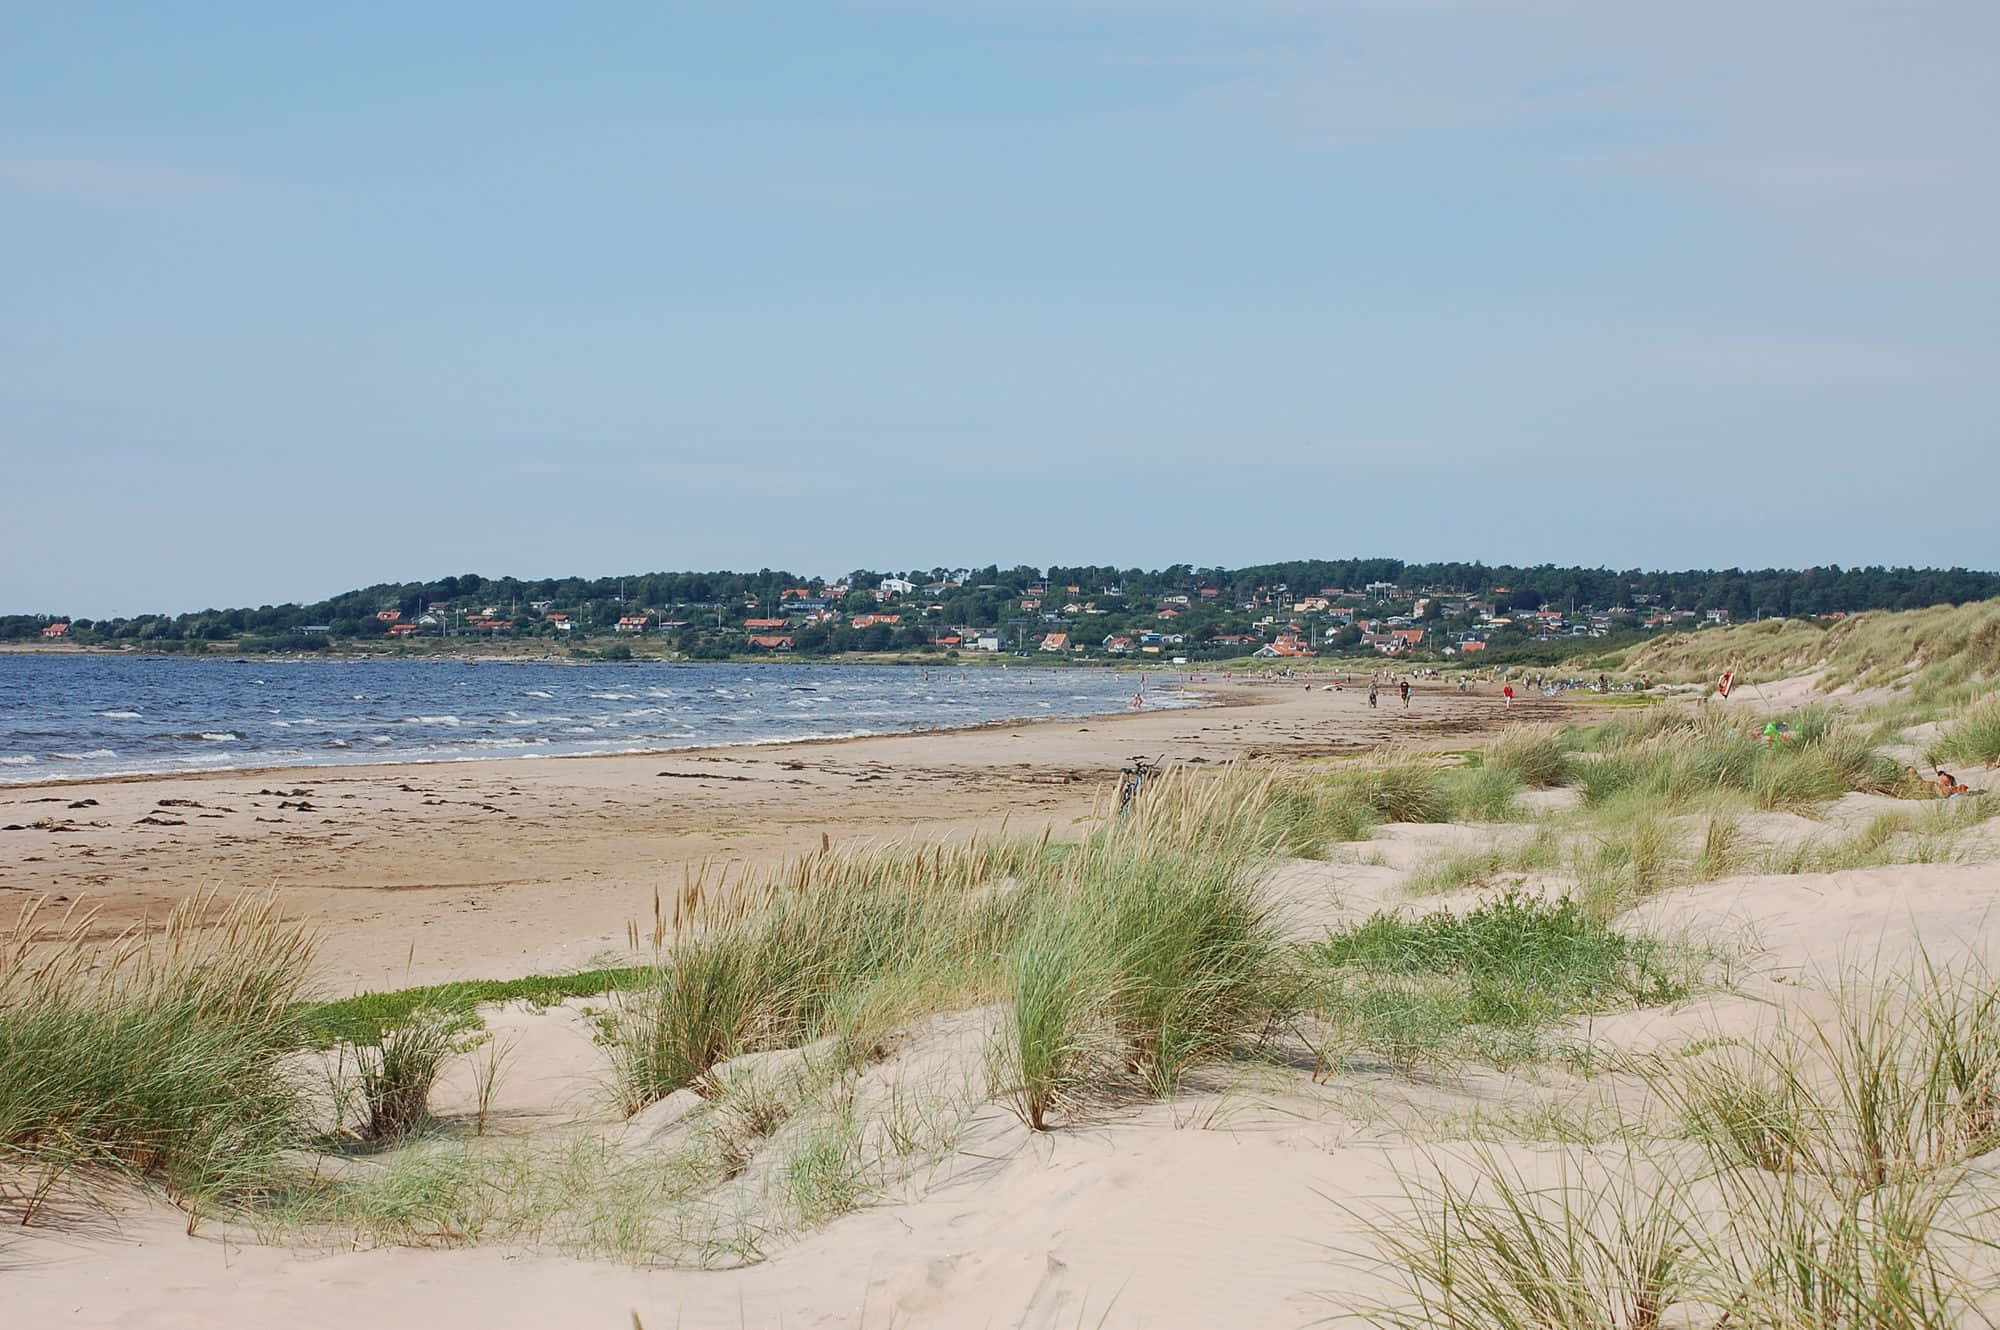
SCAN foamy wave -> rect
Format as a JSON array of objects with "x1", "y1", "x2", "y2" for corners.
[
  {"x1": 53, "y1": 749, "x2": 117, "y2": 761},
  {"x1": 97, "y1": 709, "x2": 142, "y2": 719},
  {"x1": 404, "y1": 715, "x2": 461, "y2": 726},
  {"x1": 0, "y1": 754, "x2": 37, "y2": 765},
  {"x1": 199, "y1": 732, "x2": 239, "y2": 742},
  {"x1": 523, "y1": 690, "x2": 555, "y2": 699}
]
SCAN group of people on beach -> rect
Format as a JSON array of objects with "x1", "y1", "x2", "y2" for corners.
[{"x1": 1358, "y1": 677, "x2": 1411, "y2": 709}]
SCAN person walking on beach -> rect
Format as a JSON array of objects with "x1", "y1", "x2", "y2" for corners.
[
  {"x1": 1398, "y1": 679, "x2": 1411, "y2": 708},
  {"x1": 1503, "y1": 683, "x2": 1515, "y2": 707},
  {"x1": 1367, "y1": 680, "x2": 1379, "y2": 709}
]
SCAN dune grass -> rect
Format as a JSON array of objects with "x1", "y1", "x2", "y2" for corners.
[
  {"x1": 1932, "y1": 696, "x2": 2000, "y2": 770},
  {"x1": 604, "y1": 838, "x2": 1030, "y2": 1112},
  {"x1": 605, "y1": 766, "x2": 1328, "y2": 1127},
  {"x1": 274, "y1": 1041, "x2": 986, "y2": 1267},
  {"x1": 1366, "y1": 1144, "x2": 1996, "y2": 1330},
  {"x1": 1405, "y1": 827, "x2": 1562, "y2": 896},
  {"x1": 1365, "y1": 1147, "x2": 1693, "y2": 1330},
  {"x1": 0, "y1": 892, "x2": 317, "y2": 1226},
  {"x1": 1342, "y1": 761, "x2": 1454, "y2": 824},
  {"x1": 1483, "y1": 726, "x2": 1573, "y2": 789},
  {"x1": 1657, "y1": 956, "x2": 2000, "y2": 1189},
  {"x1": 356, "y1": 1006, "x2": 475, "y2": 1142},
  {"x1": 1612, "y1": 595, "x2": 2000, "y2": 692},
  {"x1": 1369, "y1": 954, "x2": 2000, "y2": 1328},
  {"x1": 1002, "y1": 772, "x2": 1296, "y2": 1120},
  {"x1": 1570, "y1": 720, "x2": 1899, "y2": 815}
]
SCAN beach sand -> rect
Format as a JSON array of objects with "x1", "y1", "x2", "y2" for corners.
[
  {"x1": 9, "y1": 674, "x2": 2000, "y2": 1328},
  {"x1": 0, "y1": 676, "x2": 1555, "y2": 992}
]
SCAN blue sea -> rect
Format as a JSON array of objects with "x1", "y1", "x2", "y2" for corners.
[{"x1": 0, "y1": 655, "x2": 1192, "y2": 783}]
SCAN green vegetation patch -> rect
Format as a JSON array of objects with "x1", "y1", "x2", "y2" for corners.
[
  {"x1": 1307, "y1": 892, "x2": 1694, "y2": 1073},
  {"x1": 1314, "y1": 891, "x2": 1689, "y2": 1021},
  {"x1": 297, "y1": 966, "x2": 651, "y2": 1047}
]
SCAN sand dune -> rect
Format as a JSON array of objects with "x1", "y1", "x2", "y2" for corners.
[{"x1": 11, "y1": 849, "x2": 2000, "y2": 1328}]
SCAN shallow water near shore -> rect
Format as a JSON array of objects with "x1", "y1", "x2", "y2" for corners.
[{"x1": 0, "y1": 655, "x2": 1197, "y2": 782}]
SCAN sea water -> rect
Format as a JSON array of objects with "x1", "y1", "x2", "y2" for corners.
[{"x1": 0, "y1": 655, "x2": 1193, "y2": 783}]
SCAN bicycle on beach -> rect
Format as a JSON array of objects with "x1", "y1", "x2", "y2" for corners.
[{"x1": 1117, "y1": 756, "x2": 1157, "y2": 816}]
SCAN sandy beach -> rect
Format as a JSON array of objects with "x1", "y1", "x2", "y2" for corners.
[
  {"x1": 1, "y1": 677, "x2": 1560, "y2": 992},
  {"x1": 8, "y1": 658, "x2": 2000, "y2": 1329}
]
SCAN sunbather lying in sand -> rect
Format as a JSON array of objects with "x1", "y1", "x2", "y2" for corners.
[{"x1": 1937, "y1": 768, "x2": 1970, "y2": 797}]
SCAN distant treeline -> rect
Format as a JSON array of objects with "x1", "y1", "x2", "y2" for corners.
[{"x1": 6, "y1": 560, "x2": 1996, "y2": 649}]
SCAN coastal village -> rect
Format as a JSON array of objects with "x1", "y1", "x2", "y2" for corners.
[{"x1": 8, "y1": 560, "x2": 1917, "y2": 662}]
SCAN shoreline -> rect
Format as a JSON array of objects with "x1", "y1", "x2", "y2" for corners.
[
  {"x1": 0, "y1": 684, "x2": 1235, "y2": 793},
  {"x1": 2, "y1": 678, "x2": 1574, "y2": 992}
]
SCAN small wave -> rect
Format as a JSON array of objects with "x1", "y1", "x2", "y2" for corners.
[
  {"x1": 404, "y1": 715, "x2": 461, "y2": 726},
  {"x1": 562, "y1": 726, "x2": 597, "y2": 734},
  {"x1": 587, "y1": 691, "x2": 635, "y2": 701},
  {"x1": 524, "y1": 690, "x2": 555, "y2": 699},
  {"x1": 0, "y1": 754, "x2": 39, "y2": 765},
  {"x1": 97, "y1": 709, "x2": 142, "y2": 719},
  {"x1": 328, "y1": 739, "x2": 350, "y2": 748},
  {"x1": 53, "y1": 749, "x2": 118, "y2": 761},
  {"x1": 369, "y1": 735, "x2": 393, "y2": 745},
  {"x1": 199, "y1": 732, "x2": 239, "y2": 742}
]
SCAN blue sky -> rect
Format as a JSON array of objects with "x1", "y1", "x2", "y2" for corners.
[{"x1": 4, "y1": 2, "x2": 1995, "y2": 616}]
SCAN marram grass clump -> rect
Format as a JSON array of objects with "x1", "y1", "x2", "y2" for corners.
[
  {"x1": 0, "y1": 892, "x2": 317, "y2": 1225},
  {"x1": 606, "y1": 765, "x2": 1320, "y2": 1125},
  {"x1": 1931, "y1": 695, "x2": 2000, "y2": 770}
]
